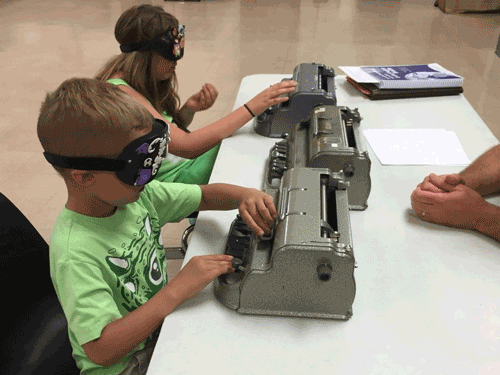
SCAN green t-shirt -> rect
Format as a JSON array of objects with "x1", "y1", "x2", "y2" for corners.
[
  {"x1": 106, "y1": 78, "x2": 220, "y2": 185},
  {"x1": 50, "y1": 180, "x2": 202, "y2": 375}
]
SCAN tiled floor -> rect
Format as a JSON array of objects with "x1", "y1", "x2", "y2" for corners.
[{"x1": 1, "y1": 0, "x2": 500, "y2": 277}]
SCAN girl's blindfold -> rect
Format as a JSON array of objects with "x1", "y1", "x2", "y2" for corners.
[{"x1": 120, "y1": 25, "x2": 185, "y2": 61}]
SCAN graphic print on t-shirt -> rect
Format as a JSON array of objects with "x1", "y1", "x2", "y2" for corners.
[{"x1": 105, "y1": 214, "x2": 166, "y2": 312}]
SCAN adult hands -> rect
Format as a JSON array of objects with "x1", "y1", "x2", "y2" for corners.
[
  {"x1": 416, "y1": 173, "x2": 464, "y2": 193},
  {"x1": 245, "y1": 80, "x2": 298, "y2": 116},
  {"x1": 411, "y1": 173, "x2": 489, "y2": 230}
]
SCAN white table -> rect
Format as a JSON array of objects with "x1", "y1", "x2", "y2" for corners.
[{"x1": 148, "y1": 75, "x2": 500, "y2": 375}]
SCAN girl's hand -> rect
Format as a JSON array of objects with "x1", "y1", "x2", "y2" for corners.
[
  {"x1": 245, "y1": 80, "x2": 298, "y2": 116},
  {"x1": 184, "y1": 83, "x2": 218, "y2": 112}
]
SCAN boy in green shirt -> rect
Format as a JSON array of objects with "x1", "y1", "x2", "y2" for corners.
[{"x1": 37, "y1": 78, "x2": 276, "y2": 375}]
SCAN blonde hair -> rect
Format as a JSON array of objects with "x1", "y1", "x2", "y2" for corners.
[
  {"x1": 95, "y1": 4, "x2": 187, "y2": 131},
  {"x1": 37, "y1": 78, "x2": 153, "y2": 167}
]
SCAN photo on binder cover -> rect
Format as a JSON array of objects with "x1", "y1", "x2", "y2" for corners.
[{"x1": 339, "y1": 63, "x2": 463, "y2": 90}]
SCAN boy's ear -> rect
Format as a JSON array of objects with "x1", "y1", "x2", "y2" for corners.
[{"x1": 69, "y1": 170, "x2": 96, "y2": 186}]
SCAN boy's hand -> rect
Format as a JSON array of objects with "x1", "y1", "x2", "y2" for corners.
[
  {"x1": 238, "y1": 188, "x2": 277, "y2": 236},
  {"x1": 245, "y1": 80, "x2": 298, "y2": 116},
  {"x1": 168, "y1": 255, "x2": 233, "y2": 302},
  {"x1": 184, "y1": 83, "x2": 218, "y2": 112}
]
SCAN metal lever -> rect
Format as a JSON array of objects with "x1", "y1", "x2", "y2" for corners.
[{"x1": 231, "y1": 258, "x2": 247, "y2": 272}]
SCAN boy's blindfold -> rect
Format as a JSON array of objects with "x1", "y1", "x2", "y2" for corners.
[
  {"x1": 120, "y1": 25, "x2": 185, "y2": 61},
  {"x1": 44, "y1": 119, "x2": 170, "y2": 187}
]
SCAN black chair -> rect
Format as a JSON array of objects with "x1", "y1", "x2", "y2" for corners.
[{"x1": 0, "y1": 193, "x2": 80, "y2": 375}]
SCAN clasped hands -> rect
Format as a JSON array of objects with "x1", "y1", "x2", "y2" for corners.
[{"x1": 411, "y1": 173, "x2": 489, "y2": 230}]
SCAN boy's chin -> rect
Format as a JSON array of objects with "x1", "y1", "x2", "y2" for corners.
[{"x1": 114, "y1": 192, "x2": 143, "y2": 206}]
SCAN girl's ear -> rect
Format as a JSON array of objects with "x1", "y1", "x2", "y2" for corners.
[{"x1": 69, "y1": 170, "x2": 96, "y2": 186}]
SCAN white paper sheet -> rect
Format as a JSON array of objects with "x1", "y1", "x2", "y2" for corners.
[{"x1": 363, "y1": 129, "x2": 470, "y2": 165}]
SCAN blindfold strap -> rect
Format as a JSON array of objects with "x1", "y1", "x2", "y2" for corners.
[
  {"x1": 120, "y1": 39, "x2": 154, "y2": 53},
  {"x1": 43, "y1": 153, "x2": 127, "y2": 171},
  {"x1": 119, "y1": 26, "x2": 184, "y2": 60}
]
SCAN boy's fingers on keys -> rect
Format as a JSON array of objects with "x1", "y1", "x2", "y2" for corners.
[
  {"x1": 246, "y1": 203, "x2": 272, "y2": 233},
  {"x1": 204, "y1": 260, "x2": 234, "y2": 278},
  {"x1": 256, "y1": 200, "x2": 274, "y2": 225},
  {"x1": 262, "y1": 193, "x2": 277, "y2": 218},
  {"x1": 239, "y1": 210, "x2": 265, "y2": 236},
  {"x1": 251, "y1": 213, "x2": 272, "y2": 235},
  {"x1": 212, "y1": 258, "x2": 235, "y2": 275}
]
